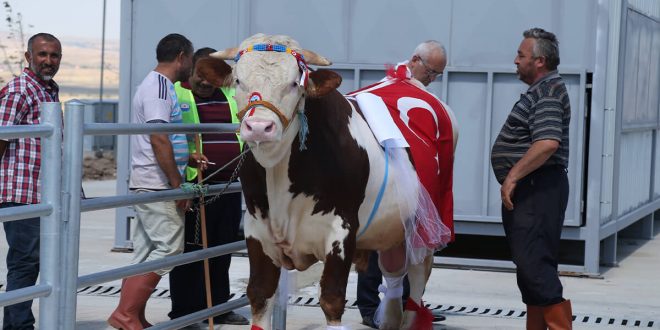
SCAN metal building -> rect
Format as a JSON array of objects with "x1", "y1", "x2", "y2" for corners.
[{"x1": 117, "y1": 0, "x2": 660, "y2": 274}]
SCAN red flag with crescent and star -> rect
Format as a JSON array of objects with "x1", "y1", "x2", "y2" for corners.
[{"x1": 348, "y1": 64, "x2": 455, "y2": 241}]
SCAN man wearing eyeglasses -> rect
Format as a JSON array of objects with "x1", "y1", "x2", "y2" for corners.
[
  {"x1": 406, "y1": 41, "x2": 446, "y2": 87},
  {"x1": 354, "y1": 40, "x2": 456, "y2": 329}
]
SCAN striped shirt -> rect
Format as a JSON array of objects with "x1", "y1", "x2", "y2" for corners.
[
  {"x1": 129, "y1": 71, "x2": 188, "y2": 189},
  {"x1": 0, "y1": 68, "x2": 59, "y2": 204},
  {"x1": 490, "y1": 71, "x2": 570, "y2": 184}
]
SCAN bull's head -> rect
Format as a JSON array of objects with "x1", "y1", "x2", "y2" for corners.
[{"x1": 212, "y1": 34, "x2": 341, "y2": 168}]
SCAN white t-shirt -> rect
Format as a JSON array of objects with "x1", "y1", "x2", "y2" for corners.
[{"x1": 129, "y1": 71, "x2": 189, "y2": 189}]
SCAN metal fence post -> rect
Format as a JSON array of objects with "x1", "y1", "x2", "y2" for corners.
[
  {"x1": 60, "y1": 101, "x2": 85, "y2": 329},
  {"x1": 38, "y1": 102, "x2": 63, "y2": 328},
  {"x1": 272, "y1": 268, "x2": 288, "y2": 330}
]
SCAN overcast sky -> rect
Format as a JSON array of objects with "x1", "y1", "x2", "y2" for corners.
[{"x1": 1, "y1": 0, "x2": 120, "y2": 40}]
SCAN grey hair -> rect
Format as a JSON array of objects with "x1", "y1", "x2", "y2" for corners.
[
  {"x1": 523, "y1": 28, "x2": 560, "y2": 70},
  {"x1": 413, "y1": 40, "x2": 446, "y2": 60}
]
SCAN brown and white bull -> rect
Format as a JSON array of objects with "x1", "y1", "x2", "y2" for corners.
[{"x1": 212, "y1": 34, "x2": 455, "y2": 330}]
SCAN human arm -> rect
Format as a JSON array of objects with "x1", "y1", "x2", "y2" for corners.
[
  {"x1": 501, "y1": 139, "x2": 559, "y2": 210},
  {"x1": 150, "y1": 133, "x2": 189, "y2": 210},
  {"x1": 0, "y1": 91, "x2": 28, "y2": 159}
]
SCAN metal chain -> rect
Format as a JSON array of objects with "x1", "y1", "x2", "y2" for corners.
[
  {"x1": 190, "y1": 148, "x2": 249, "y2": 246},
  {"x1": 192, "y1": 198, "x2": 202, "y2": 245}
]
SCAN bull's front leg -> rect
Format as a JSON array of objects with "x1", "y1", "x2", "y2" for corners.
[
  {"x1": 246, "y1": 237, "x2": 281, "y2": 330},
  {"x1": 319, "y1": 238, "x2": 355, "y2": 329}
]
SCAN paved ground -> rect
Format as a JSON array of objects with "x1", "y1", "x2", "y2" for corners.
[{"x1": 2, "y1": 179, "x2": 660, "y2": 329}]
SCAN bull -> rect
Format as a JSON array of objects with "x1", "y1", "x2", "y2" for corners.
[{"x1": 212, "y1": 34, "x2": 456, "y2": 330}]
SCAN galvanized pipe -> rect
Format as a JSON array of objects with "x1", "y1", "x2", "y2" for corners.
[
  {"x1": 0, "y1": 204, "x2": 52, "y2": 223},
  {"x1": 84, "y1": 122, "x2": 239, "y2": 135},
  {"x1": 0, "y1": 125, "x2": 52, "y2": 140},
  {"x1": 80, "y1": 182, "x2": 242, "y2": 212},
  {"x1": 272, "y1": 269, "x2": 289, "y2": 330},
  {"x1": 0, "y1": 284, "x2": 52, "y2": 308},
  {"x1": 60, "y1": 101, "x2": 86, "y2": 329},
  {"x1": 38, "y1": 102, "x2": 63, "y2": 328},
  {"x1": 148, "y1": 297, "x2": 250, "y2": 330},
  {"x1": 77, "y1": 240, "x2": 246, "y2": 287}
]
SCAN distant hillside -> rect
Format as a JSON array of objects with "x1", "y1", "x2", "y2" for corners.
[{"x1": 0, "y1": 33, "x2": 120, "y2": 101}]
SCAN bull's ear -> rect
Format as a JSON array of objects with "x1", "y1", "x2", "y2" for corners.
[
  {"x1": 300, "y1": 49, "x2": 331, "y2": 66},
  {"x1": 210, "y1": 47, "x2": 239, "y2": 61},
  {"x1": 306, "y1": 69, "x2": 342, "y2": 98},
  {"x1": 195, "y1": 57, "x2": 233, "y2": 88}
]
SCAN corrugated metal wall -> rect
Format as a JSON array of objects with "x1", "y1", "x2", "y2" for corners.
[
  {"x1": 615, "y1": 5, "x2": 660, "y2": 217},
  {"x1": 628, "y1": 0, "x2": 660, "y2": 18},
  {"x1": 121, "y1": 0, "x2": 596, "y2": 228}
]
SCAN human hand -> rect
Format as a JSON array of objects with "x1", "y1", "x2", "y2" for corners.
[
  {"x1": 189, "y1": 153, "x2": 210, "y2": 170},
  {"x1": 501, "y1": 176, "x2": 517, "y2": 211}
]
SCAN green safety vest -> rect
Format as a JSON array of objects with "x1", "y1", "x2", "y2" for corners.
[{"x1": 175, "y1": 82, "x2": 242, "y2": 181}]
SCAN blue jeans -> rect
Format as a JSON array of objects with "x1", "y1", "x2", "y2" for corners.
[{"x1": 2, "y1": 202, "x2": 40, "y2": 330}]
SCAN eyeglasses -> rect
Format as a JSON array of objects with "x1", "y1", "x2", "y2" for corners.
[{"x1": 417, "y1": 56, "x2": 443, "y2": 77}]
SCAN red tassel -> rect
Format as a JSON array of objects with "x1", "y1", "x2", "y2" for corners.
[
  {"x1": 404, "y1": 297, "x2": 434, "y2": 330},
  {"x1": 251, "y1": 325, "x2": 265, "y2": 330}
]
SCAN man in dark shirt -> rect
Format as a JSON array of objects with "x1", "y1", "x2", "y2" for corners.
[
  {"x1": 491, "y1": 28, "x2": 572, "y2": 329},
  {"x1": 168, "y1": 48, "x2": 249, "y2": 326}
]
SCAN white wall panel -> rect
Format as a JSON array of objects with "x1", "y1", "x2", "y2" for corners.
[{"x1": 448, "y1": 73, "x2": 488, "y2": 216}]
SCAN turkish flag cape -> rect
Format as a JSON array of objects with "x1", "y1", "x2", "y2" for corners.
[{"x1": 348, "y1": 65, "x2": 455, "y2": 241}]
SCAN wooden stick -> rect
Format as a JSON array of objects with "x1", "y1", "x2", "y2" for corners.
[{"x1": 195, "y1": 135, "x2": 214, "y2": 330}]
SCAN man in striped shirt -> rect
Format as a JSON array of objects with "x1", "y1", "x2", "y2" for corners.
[
  {"x1": 0, "y1": 33, "x2": 61, "y2": 330},
  {"x1": 490, "y1": 28, "x2": 572, "y2": 329},
  {"x1": 108, "y1": 33, "x2": 193, "y2": 330}
]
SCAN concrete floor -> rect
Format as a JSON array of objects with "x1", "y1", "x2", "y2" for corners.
[{"x1": 2, "y1": 179, "x2": 660, "y2": 329}]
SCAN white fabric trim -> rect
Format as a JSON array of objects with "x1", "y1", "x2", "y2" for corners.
[{"x1": 355, "y1": 92, "x2": 409, "y2": 148}]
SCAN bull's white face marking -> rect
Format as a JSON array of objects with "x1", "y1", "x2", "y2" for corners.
[{"x1": 233, "y1": 36, "x2": 307, "y2": 168}]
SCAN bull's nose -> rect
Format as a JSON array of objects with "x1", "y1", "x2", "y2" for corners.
[
  {"x1": 240, "y1": 118, "x2": 278, "y2": 142},
  {"x1": 245, "y1": 120, "x2": 274, "y2": 133}
]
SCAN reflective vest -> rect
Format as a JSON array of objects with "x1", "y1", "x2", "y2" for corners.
[{"x1": 174, "y1": 82, "x2": 242, "y2": 181}]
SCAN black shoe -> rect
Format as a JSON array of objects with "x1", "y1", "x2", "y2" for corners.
[
  {"x1": 206, "y1": 311, "x2": 250, "y2": 325},
  {"x1": 361, "y1": 315, "x2": 378, "y2": 329},
  {"x1": 432, "y1": 309, "x2": 446, "y2": 322}
]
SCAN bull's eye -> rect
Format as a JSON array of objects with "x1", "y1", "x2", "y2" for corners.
[
  {"x1": 235, "y1": 78, "x2": 240, "y2": 85},
  {"x1": 292, "y1": 81, "x2": 299, "y2": 88}
]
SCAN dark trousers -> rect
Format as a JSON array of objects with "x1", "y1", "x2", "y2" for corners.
[
  {"x1": 168, "y1": 192, "x2": 242, "y2": 320},
  {"x1": 356, "y1": 251, "x2": 410, "y2": 318},
  {"x1": 502, "y1": 165, "x2": 568, "y2": 306},
  {"x1": 2, "y1": 202, "x2": 40, "y2": 330}
]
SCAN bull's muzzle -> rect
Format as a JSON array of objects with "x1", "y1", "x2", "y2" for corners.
[{"x1": 240, "y1": 117, "x2": 279, "y2": 142}]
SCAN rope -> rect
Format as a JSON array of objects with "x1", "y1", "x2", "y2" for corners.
[
  {"x1": 298, "y1": 110, "x2": 309, "y2": 151},
  {"x1": 357, "y1": 147, "x2": 389, "y2": 238}
]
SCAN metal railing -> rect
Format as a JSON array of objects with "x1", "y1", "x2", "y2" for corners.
[
  {"x1": 0, "y1": 101, "x2": 289, "y2": 329},
  {"x1": 0, "y1": 102, "x2": 62, "y2": 324}
]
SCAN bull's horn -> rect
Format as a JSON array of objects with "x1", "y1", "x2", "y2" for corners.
[
  {"x1": 210, "y1": 47, "x2": 239, "y2": 60},
  {"x1": 300, "y1": 49, "x2": 332, "y2": 66}
]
